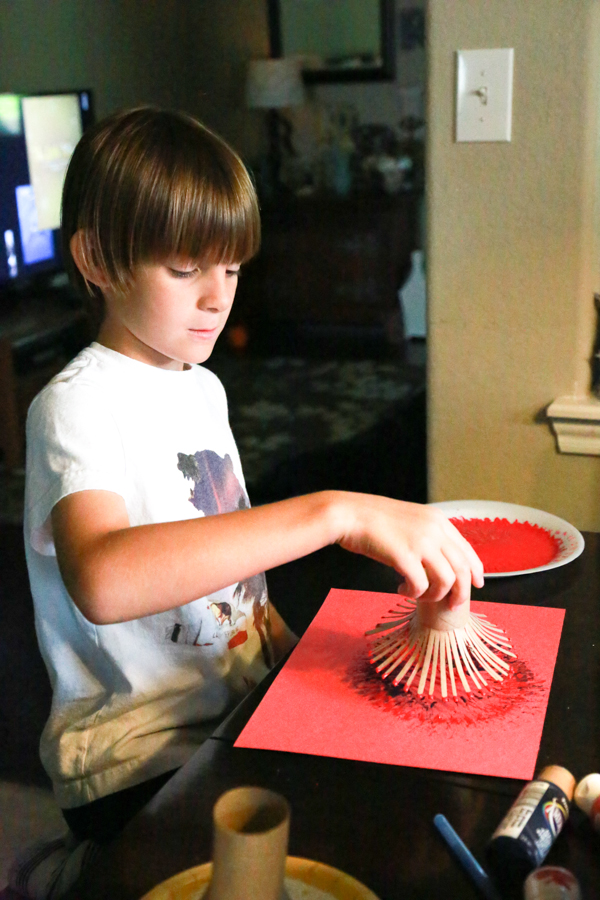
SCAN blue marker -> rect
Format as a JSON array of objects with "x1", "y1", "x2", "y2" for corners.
[{"x1": 434, "y1": 813, "x2": 502, "y2": 900}]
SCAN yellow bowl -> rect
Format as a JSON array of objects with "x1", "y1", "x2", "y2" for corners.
[{"x1": 139, "y1": 856, "x2": 381, "y2": 900}]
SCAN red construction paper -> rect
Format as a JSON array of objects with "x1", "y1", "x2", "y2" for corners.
[
  {"x1": 450, "y1": 517, "x2": 562, "y2": 573},
  {"x1": 235, "y1": 589, "x2": 565, "y2": 780}
]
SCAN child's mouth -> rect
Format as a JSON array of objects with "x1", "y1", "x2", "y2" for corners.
[{"x1": 189, "y1": 328, "x2": 218, "y2": 339}]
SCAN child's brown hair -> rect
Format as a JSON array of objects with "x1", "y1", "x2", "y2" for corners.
[{"x1": 61, "y1": 106, "x2": 260, "y2": 313}]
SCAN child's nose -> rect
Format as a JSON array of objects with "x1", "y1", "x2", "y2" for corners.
[{"x1": 200, "y1": 269, "x2": 232, "y2": 312}]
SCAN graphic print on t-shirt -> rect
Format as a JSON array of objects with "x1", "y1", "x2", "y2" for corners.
[
  {"x1": 234, "y1": 573, "x2": 274, "y2": 668},
  {"x1": 169, "y1": 450, "x2": 272, "y2": 666},
  {"x1": 177, "y1": 449, "x2": 249, "y2": 515}
]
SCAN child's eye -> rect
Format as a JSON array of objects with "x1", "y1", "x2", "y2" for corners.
[
  {"x1": 227, "y1": 267, "x2": 242, "y2": 278},
  {"x1": 169, "y1": 267, "x2": 198, "y2": 279}
]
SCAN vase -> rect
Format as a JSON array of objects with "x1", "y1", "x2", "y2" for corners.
[{"x1": 400, "y1": 249, "x2": 426, "y2": 339}]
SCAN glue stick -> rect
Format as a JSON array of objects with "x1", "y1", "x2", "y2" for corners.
[
  {"x1": 485, "y1": 765, "x2": 576, "y2": 897},
  {"x1": 574, "y1": 772, "x2": 600, "y2": 829}
]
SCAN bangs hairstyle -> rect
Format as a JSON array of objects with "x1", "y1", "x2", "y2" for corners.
[{"x1": 61, "y1": 107, "x2": 260, "y2": 301}]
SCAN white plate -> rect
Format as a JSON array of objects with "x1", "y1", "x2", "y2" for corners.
[{"x1": 430, "y1": 500, "x2": 585, "y2": 577}]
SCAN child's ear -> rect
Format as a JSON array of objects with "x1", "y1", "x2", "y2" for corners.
[{"x1": 70, "y1": 230, "x2": 110, "y2": 289}]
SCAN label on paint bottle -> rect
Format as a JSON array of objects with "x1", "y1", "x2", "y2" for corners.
[
  {"x1": 491, "y1": 780, "x2": 550, "y2": 840},
  {"x1": 491, "y1": 780, "x2": 569, "y2": 852},
  {"x1": 486, "y1": 773, "x2": 572, "y2": 894}
]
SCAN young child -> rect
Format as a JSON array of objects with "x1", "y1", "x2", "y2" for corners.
[{"x1": 23, "y1": 107, "x2": 483, "y2": 852}]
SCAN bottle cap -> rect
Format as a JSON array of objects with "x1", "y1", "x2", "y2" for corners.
[
  {"x1": 524, "y1": 866, "x2": 581, "y2": 900},
  {"x1": 538, "y1": 766, "x2": 576, "y2": 801},
  {"x1": 574, "y1": 772, "x2": 600, "y2": 815}
]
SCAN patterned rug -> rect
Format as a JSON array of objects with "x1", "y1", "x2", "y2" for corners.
[
  {"x1": 208, "y1": 354, "x2": 416, "y2": 488},
  {"x1": 0, "y1": 353, "x2": 420, "y2": 524}
]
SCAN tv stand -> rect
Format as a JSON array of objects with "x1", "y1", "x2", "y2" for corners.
[{"x1": 0, "y1": 290, "x2": 93, "y2": 471}]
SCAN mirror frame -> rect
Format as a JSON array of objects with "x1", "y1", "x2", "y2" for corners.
[{"x1": 267, "y1": 0, "x2": 396, "y2": 83}]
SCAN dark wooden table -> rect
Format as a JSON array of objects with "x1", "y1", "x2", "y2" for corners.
[{"x1": 67, "y1": 532, "x2": 600, "y2": 900}]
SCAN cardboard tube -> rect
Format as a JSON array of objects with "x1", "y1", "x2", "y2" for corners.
[
  {"x1": 204, "y1": 787, "x2": 290, "y2": 900},
  {"x1": 415, "y1": 595, "x2": 471, "y2": 632}
]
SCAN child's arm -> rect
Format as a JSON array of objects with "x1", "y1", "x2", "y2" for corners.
[{"x1": 51, "y1": 489, "x2": 484, "y2": 625}]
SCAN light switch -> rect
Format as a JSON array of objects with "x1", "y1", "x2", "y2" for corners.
[{"x1": 456, "y1": 48, "x2": 514, "y2": 142}]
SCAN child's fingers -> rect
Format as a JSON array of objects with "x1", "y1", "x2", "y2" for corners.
[
  {"x1": 396, "y1": 540, "x2": 479, "y2": 608},
  {"x1": 444, "y1": 565, "x2": 474, "y2": 609},
  {"x1": 423, "y1": 552, "x2": 472, "y2": 606},
  {"x1": 336, "y1": 496, "x2": 483, "y2": 603},
  {"x1": 442, "y1": 519, "x2": 485, "y2": 587},
  {"x1": 398, "y1": 550, "x2": 465, "y2": 604},
  {"x1": 438, "y1": 538, "x2": 483, "y2": 607},
  {"x1": 396, "y1": 557, "x2": 431, "y2": 599}
]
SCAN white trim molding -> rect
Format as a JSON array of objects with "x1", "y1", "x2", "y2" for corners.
[{"x1": 547, "y1": 395, "x2": 600, "y2": 455}]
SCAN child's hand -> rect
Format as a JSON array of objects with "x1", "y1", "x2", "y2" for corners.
[{"x1": 333, "y1": 494, "x2": 484, "y2": 609}]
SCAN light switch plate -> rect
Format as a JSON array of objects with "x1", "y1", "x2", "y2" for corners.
[{"x1": 456, "y1": 48, "x2": 514, "y2": 142}]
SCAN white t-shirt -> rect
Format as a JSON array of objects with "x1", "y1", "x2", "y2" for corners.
[{"x1": 24, "y1": 343, "x2": 274, "y2": 809}]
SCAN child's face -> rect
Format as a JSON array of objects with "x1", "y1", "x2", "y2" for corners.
[{"x1": 99, "y1": 260, "x2": 240, "y2": 369}]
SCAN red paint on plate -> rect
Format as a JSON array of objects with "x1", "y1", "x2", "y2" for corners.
[{"x1": 450, "y1": 516, "x2": 562, "y2": 573}]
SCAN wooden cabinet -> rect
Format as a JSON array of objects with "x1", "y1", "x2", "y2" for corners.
[{"x1": 234, "y1": 191, "x2": 421, "y2": 340}]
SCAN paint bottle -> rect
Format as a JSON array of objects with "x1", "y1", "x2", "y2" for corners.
[
  {"x1": 524, "y1": 866, "x2": 581, "y2": 900},
  {"x1": 485, "y1": 765, "x2": 576, "y2": 898},
  {"x1": 573, "y1": 771, "x2": 600, "y2": 830}
]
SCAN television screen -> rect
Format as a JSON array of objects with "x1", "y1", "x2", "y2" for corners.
[{"x1": 0, "y1": 89, "x2": 94, "y2": 296}]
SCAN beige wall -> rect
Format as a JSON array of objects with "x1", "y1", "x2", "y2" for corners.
[
  {"x1": 0, "y1": 0, "x2": 268, "y2": 158},
  {"x1": 427, "y1": 0, "x2": 600, "y2": 531}
]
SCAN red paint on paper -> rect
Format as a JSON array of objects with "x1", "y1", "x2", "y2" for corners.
[
  {"x1": 450, "y1": 517, "x2": 562, "y2": 573},
  {"x1": 347, "y1": 654, "x2": 545, "y2": 726},
  {"x1": 235, "y1": 589, "x2": 565, "y2": 780}
]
